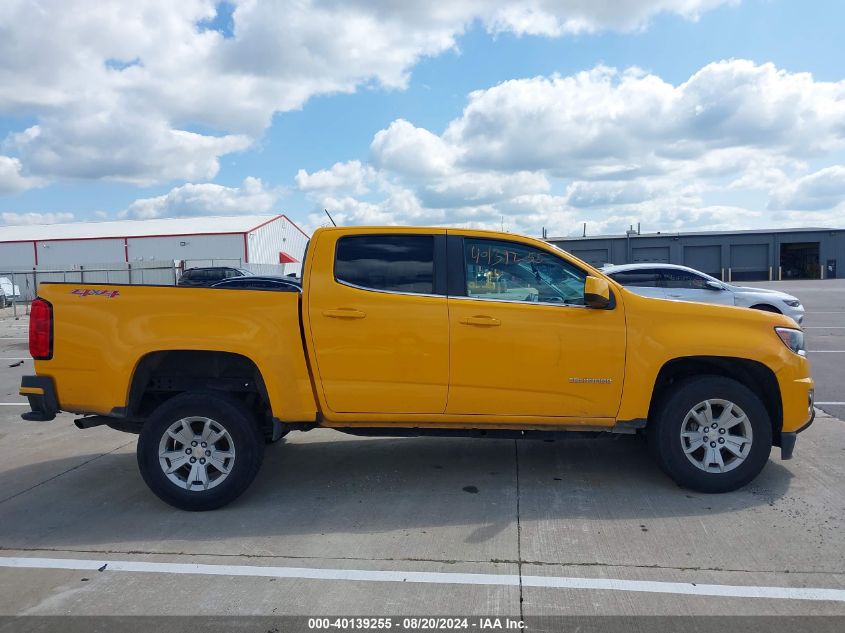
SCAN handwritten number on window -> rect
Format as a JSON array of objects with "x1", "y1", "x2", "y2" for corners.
[{"x1": 470, "y1": 245, "x2": 544, "y2": 268}]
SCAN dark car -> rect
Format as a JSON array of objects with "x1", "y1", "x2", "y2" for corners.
[
  {"x1": 211, "y1": 275, "x2": 301, "y2": 292},
  {"x1": 177, "y1": 267, "x2": 252, "y2": 287}
]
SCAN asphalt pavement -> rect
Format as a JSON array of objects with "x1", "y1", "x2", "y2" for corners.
[{"x1": 0, "y1": 283, "x2": 843, "y2": 627}]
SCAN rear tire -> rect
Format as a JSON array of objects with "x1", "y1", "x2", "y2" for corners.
[
  {"x1": 137, "y1": 391, "x2": 264, "y2": 511},
  {"x1": 648, "y1": 376, "x2": 772, "y2": 493}
]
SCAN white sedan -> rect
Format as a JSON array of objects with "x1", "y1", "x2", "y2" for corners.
[{"x1": 602, "y1": 263, "x2": 805, "y2": 325}]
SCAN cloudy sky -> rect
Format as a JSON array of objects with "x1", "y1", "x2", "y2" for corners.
[{"x1": 1, "y1": 0, "x2": 844, "y2": 237}]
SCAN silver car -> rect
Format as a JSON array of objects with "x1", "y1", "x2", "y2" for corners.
[{"x1": 602, "y1": 263, "x2": 805, "y2": 325}]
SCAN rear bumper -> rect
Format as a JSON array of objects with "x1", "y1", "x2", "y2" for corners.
[{"x1": 19, "y1": 375, "x2": 59, "y2": 421}]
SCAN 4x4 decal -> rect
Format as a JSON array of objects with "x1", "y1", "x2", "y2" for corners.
[{"x1": 70, "y1": 288, "x2": 120, "y2": 298}]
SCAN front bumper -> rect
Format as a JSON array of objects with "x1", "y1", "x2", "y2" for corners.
[
  {"x1": 19, "y1": 375, "x2": 59, "y2": 421},
  {"x1": 779, "y1": 386, "x2": 815, "y2": 460}
]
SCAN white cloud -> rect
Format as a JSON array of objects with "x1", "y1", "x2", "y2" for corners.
[
  {"x1": 564, "y1": 180, "x2": 663, "y2": 208},
  {"x1": 121, "y1": 176, "x2": 278, "y2": 219},
  {"x1": 307, "y1": 186, "x2": 509, "y2": 232},
  {"x1": 1, "y1": 212, "x2": 74, "y2": 226},
  {"x1": 7, "y1": 116, "x2": 250, "y2": 185},
  {"x1": 418, "y1": 171, "x2": 549, "y2": 208},
  {"x1": 484, "y1": 0, "x2": 735, "y2": 36},
  {"x1": 371, "y1": 120, "x2": 459, "y2": 177},
  {"x1": 295, "y1": 161, "x2": 375, "y2": 195},
  {"x1": 768, "y1": 165, "x2": 845, "y2": 211},
  {"x1": 0, "y1": 0, "x2": 731, "y2": 186},
  {"x1": 0, "y1": 156, "x2": 42, "y2": 194},
  {"x1": 297, "y1": 60, "x2": 845, "y2": 235},
  {"x1": 443, "y1": 61, "x2": 845, "y2": 174}
]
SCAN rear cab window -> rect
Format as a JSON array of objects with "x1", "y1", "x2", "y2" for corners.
[{"x1": 335, "y1": 235, "x2": 435, "y2": 295}]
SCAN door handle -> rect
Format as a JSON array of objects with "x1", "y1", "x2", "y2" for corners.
[
  {"x1": 459, "y1": 315, "x2": 501, "y2": 327},
  {"x1": 323, "y1": 308, "x2": 366, "y2": 319}
]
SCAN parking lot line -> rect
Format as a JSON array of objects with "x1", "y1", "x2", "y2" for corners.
[
  {"x1": 0, "y1": 556, "x2": 843, "y2": 603},
  {"x1": 803, "y1": 326, "x2": 845, "y2": 329},
  {"x1": 808, "y1": 350, "x2": 845, "y2": 353},
  {"x1": 816, "y1": 402, "x2": 845, "y2": 405},
  {"x1": 0, "y1": 337, "x2": 27, "y2": 340},
  {"x1": 0, "y1": 403, "x2": 28, "y2": 406}
]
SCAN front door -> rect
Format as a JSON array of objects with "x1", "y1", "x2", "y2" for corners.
[
  {"x1": 446, "y1": 234, "x2": 626, "y2": 419},
  {"x1": 307, "y1": 230, "x2": 449, "y2": 414}
]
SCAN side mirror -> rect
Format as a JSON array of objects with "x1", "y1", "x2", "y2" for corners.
[
  {"x1": 584, "y1": 276, "x2": 611, "y2": 309},
  {"x1": 705, "y1": 280, "x2": 723, "y2": 291}
]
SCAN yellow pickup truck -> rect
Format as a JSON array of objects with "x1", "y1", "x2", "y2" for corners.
[{"x1": 20, "y1": 227, "x2": 815, "y2": 510}]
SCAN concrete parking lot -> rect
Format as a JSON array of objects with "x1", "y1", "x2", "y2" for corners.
[{"x1": 0, "y1": 282, "x2": 843, "y2": 626}]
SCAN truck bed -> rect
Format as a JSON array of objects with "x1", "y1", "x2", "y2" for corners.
[{"x1": 33, "y1": 283, "x2": 317, "y2": 422}]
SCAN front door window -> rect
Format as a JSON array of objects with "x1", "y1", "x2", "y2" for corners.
[{"x1": 464, "y1": 238, "x2": 586, "y2": 305}]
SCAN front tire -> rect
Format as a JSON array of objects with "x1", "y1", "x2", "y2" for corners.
[
  {"x1": 137, "y1": 391, "x2": 264, "y2": 510},
  {"x1": 648, "y1": 376, "x2": 772, "y2": 493}
]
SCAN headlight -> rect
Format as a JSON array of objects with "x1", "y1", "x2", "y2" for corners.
[
  {"x1": 775, "y1": 327, "x2": 805, "y2": 356},
  {"x1": 782, "y1": 299, "x2": 801, "y2": 308}
]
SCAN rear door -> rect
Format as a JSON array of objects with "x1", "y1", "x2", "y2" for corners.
[{"x1": 307, "y1": 230, "x2": 449, "y2": 414}]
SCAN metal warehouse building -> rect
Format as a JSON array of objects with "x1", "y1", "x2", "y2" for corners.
[
  {"x1": 549, "y1": 227, "x2": 845, "y2": 281},
  {"x1": 0, "y1": 214, "x2": 309, "y2": 275}
]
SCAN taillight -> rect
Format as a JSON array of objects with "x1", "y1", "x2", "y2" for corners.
[{"x1": 29, "y1": 298, "x2": 53, "y2": 360}]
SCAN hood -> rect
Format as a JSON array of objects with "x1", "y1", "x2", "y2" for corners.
[
  {"x1": 730, "y1": 285, "x2": 798, "y2": 300},
  {"x1": 732, "y1": 285, "x2": 778, "y2": 294},
  {"x1": 622, "y1": 285, "x2": 797, "y2": 326}
]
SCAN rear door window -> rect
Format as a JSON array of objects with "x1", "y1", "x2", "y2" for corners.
[
  {"x1": 608, "y1": 269, "x2": 663, "y2": 287},
  {"x1": 662, "y1": 269, "x2": 709, "y2": 289},
  {"x1": 335, "y1": 235, "x2": 435, "y2": 295}
]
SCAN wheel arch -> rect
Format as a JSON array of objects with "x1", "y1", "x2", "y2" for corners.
[
  {"x1": 749, "y1": 303, "x2": 782, "y2": 314},
  {"x1": 648, "y1": 356, "x2": 783, "y2": 445},
  {"x1": 125, "y1": 350, "x2": 274, "y2": 437}
]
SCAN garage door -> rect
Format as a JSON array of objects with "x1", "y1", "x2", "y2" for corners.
[
  {"x1": 730, "y1": 244, "x2": 769, "y2": 281},
  {"x1": 632, "y1": 246, "x2": 669, "y2": 264},
  {"x1": 684, "y1": 245, "x2": 721, "y2": 278},
  {"x1": 570, "y1": 248, "x2": 610, "y2": 268}
]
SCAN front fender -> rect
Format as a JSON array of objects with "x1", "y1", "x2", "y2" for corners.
[{"x1": 616, "y1": 292, "x2": 808, "y2": 422}]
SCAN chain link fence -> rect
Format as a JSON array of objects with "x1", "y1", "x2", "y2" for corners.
[
  {"x1": 0, "y1": 259, "x2": 291, "y2": 319},
  {"x1": 0, "y1": 262, "x2": 178, "y2": 319}
]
